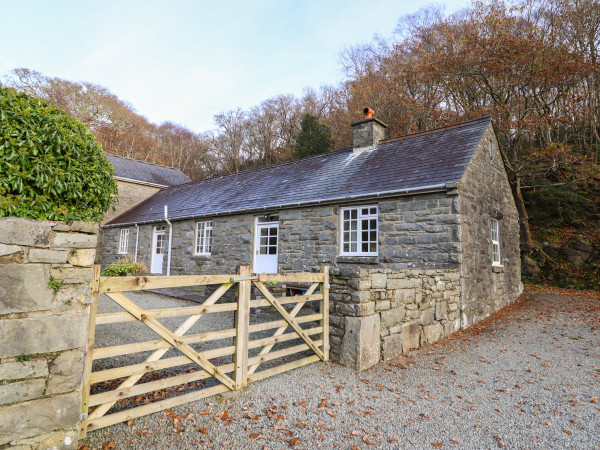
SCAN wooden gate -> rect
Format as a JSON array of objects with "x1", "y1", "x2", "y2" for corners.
[{"x1": 80, "y1": 265, "x2": 329, "y2": 437}]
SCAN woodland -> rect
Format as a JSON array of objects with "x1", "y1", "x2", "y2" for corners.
[{"x1": 2, "y1": 0, "x2": 599, "y2": 288}]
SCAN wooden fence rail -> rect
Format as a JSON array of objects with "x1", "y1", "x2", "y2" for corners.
[{"x1": 80, "y1": 265, "x2": 329, "y2": 437}]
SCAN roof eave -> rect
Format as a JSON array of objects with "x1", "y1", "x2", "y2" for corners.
[{"x1": 102, "y1": 182, "x2": 456, "y2": 228}]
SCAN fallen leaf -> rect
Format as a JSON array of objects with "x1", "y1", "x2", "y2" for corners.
[
  {"x1": 102, "y1": 441, "x2": 115, "y2": 450},
  {"x1": 432, "y1": 444, "x2": 443, "y2": 448},
  {"x1": 563, "y1": 429, "x2": 572, "y2": 435},
  {"x1": 199, "y1": 428, "x2": 208, "y2": 434},
  {"x1": 351, "y1": 430, "x2": 361, "y2": 435}
]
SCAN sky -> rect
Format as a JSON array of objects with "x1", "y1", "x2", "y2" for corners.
[{"x1": 0, "y1": 0, "x2": 470, "y2": 133}]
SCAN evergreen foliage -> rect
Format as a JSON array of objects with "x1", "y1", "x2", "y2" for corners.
[
  {"x1": 293, "y1": 114, "x2": 333, "y2": 159},
  {"x1": 0, "y1": 86, "x2": 117, "y2": 221}
]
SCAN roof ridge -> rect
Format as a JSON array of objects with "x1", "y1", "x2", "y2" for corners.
[
  {"x1": 380, "y1": 116, "x2": 491, "y2": 144},
  {"x1": 106, "y1": 153, "x2": 179, "y2": 170}
]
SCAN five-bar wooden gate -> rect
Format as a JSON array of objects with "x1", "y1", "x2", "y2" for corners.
[{"x1": 80, "y1": 265, "x2": 329, "y2": 437}]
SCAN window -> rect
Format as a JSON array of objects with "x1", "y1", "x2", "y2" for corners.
[
  {"x1": 118, "y1": 228, "x2": 129, "y2": 254},
  {"x1": 490, "y1": 218, "x2": 500, "y2": 265},
  {"x1": 155, "y1": 233, "x2": 165, "y2": 254},
  {"x1": 340, "y1": 206, "x2": 378, "y2": 256},
  {"x1": 195, "y1": 221, "x2": 213, "y2": 255}
]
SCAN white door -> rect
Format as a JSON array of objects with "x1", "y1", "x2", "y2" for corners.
[
  {"x1": 254, "y1": 222, "x2": 278, "y2": 274},
  {"x1": 151, "y1": 227, "x2": 166, "y2": 274}
]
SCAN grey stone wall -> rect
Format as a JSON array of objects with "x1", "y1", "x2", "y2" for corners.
[
  {"x1": 457, "y1": 125, "x2": 522, "y2": 327},
  {"x1": 329, "y1": 268, "x2": 461, "y2": 370},
  {"x1": 0, "y1": 217, "x2": 98, "y2": 449},
  {"x1": 101, "y1": 192, "x2": 460, "y2": 276},
  {"x1": 102, "y1": 181, "x2": 160, "y2": 225}
]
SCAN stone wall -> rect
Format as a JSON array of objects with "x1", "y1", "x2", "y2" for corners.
[
  {"x1": 102, "y1": 180, "x2": 160, "y2": 225},
  {"x1": 329, "y1": 267, "x2": 461, "y2": 370},
  {"x1": 457, "y1": 124, "x2": 522, "y2": 327},
  {"x1": 101, "y1": 192, "x2": 460, "y2": 275},
  {"x1": 0, "y1": 217, "x2": 98, "y2": 449}
]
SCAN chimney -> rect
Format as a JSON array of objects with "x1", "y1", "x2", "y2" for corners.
[{"x1": 351, "y1": 108, "x2": 388, "y2": 153}]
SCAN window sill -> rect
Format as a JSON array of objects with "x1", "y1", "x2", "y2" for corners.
[
  {"x1": 492, "y1": 265, "x2": 504, "y2": 273},
  {"x1": 192, "y1": 254, "x2": 211, "y2": 261},
  {"x1": 336, "y1": 255, "x2": 379, "y2": 265}
]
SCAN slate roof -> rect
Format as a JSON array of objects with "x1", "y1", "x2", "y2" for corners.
[
  {"x1": 106, "y1": 116, "x2": 491, "y2": 226},
  {"x1": 107, "y1": 154, "x2": 191, "y2": 187}
]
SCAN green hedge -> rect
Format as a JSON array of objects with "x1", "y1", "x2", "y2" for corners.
[{"x1": 0, "y1": 86, "x2": 117, "y2": 221}]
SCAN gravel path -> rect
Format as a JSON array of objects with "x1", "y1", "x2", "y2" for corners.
[{"x1": 80, "y1": 289, "x2": 600, "y2": 449}]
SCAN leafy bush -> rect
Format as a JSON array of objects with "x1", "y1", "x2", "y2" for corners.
[
  {"x1": 0, "y1": 86, "x2": 117, "y2": 221},
  {"x1": 102, "y1": 254, "x2": 148, "y2": 277}
]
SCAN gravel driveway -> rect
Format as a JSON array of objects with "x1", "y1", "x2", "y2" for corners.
[{"x1": 80, "y1": 287, "x2": 600, "y2": 449}]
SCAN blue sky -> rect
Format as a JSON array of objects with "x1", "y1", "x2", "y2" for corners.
[{"x1": 0, "y1": 0, "x2": 470, "y2": 132}]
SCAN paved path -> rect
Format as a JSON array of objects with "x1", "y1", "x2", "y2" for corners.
[{"x1": 80, "y1": 288, "x2": 600, "y2": 449}]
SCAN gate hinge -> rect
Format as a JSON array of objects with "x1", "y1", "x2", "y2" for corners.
[
  {"x1": 325, "y1": 284, "x2": 330, "y2": 289},
  {"x1": 87, "y1": 297, "x2": 95, "y2": 304},
  {"x1": 80, "y1": 412, "x2": 88, "y2": 420},
  {"x1": 325, "y1": 345, "x2": 331, "y2": 351}
]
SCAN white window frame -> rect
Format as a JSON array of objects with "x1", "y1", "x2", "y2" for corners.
[
  {"x1": 490, "y1": 218, "x2": 501, "y2": 265},
  {"x1": 194, "y1": 221, "x2": 213, "y2": 255},
  {"x1": 118, "y1": 228, "x2": 129, "y2": 254},
  {"x1": 339, "y1": 205, "x2": 378, "y2": 256}
]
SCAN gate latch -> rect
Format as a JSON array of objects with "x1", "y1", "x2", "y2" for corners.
[{"x1": 80, "y1": 412, "x2": 88, "y2": 420}]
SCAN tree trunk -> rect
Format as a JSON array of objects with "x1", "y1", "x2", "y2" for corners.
[{"x1": 509, "y1": 174, "x2": 534, "y2": 255}]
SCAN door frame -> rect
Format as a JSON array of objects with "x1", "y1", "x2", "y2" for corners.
[
  {"x1": 253, "y1": 220, "x2": 279, "y2": 274},
  {"x1": 151, "y1": 226, "x2": 166, "y2": 274}
]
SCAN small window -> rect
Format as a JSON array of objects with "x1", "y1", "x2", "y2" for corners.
[
  {"x1": 490, "y1": 219, "x2": 500, "y2": 265},
  {"x1": 195, "y1": 221, "x2": 213, "y2": 255},
  {"x1": 118, "y1": 228, "x2": 129, "y2": 254},
  {"x1": 340, "y1": 206, "x2": 378, "y2": 256}
]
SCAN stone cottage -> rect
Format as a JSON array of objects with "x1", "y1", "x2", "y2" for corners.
[
  {"x1": 103, "y1": 154, "x2": 191, "y2": 225},
  {"x1": 101, "y1": 115, "x2": 522, "y2": 370}
]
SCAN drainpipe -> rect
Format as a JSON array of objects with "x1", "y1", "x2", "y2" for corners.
[
  {"x1": 134, "y1": 224, "x2": 140, "y2": 262},
  {"x1": 164, "y1": 205, "x2": 172, "y2": 276}
]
